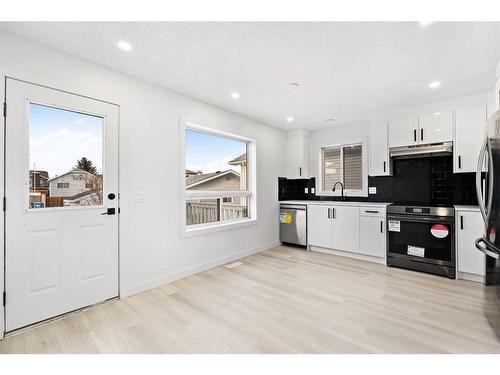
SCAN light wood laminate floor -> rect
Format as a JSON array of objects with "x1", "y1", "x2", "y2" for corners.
[{"x1": 1, "y1": 245, "x2": 500, "y2": 353}]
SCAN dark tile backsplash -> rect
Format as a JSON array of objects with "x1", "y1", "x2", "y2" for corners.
[{"x1": 279, "y1": 155, "x2": 479, "y2": 206}]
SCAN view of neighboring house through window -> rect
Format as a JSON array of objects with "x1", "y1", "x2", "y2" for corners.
[
  {"x1": 28, "y1": 103, "x2": 104, "y2": 209},
  {"x1": 321, "y1": 143, "x2": 363, "y2": 192},
  {"x1": 184, "y1": 127, "x2": 251, "y2": 227}
]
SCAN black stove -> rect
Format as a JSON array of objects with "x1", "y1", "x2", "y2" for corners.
[{"x1": 386, "y1": 203, "x2": 456, "y2": 278}]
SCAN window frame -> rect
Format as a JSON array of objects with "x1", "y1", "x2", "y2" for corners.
[
  {"x1": 179, "y1": 120, "x2": 257, "y2": 237},
  {"x1": 317, "y1": 138, "x2": 368, "y2": 197}
]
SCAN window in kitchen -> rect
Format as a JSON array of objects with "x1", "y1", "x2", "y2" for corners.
[
  {"x1": 319, "y1": 142, "x2": 366, "y2": 196},
  {"x1": 183, "y1": 123, "x2": 256, "y2": 234}
]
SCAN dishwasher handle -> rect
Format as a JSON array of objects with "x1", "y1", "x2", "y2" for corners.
[{"x1": 280, "y1": 204, "x2": 307, "y2": 210}]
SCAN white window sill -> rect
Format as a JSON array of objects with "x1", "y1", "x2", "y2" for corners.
[{"x1": 181, "y1": 218, "x2": 258, "y2": 238}]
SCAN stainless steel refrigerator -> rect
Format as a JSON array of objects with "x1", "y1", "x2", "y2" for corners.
[{"x1": 476, "y1": 109, "x2": 500, "y2": 339}]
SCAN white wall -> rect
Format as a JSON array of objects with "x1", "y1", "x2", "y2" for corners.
[{"x1": 0, "y1": 30, "x2": 286, "y2": 336}]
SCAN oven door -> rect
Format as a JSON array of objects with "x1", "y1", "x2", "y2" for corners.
[{"x1": 387, "y1": 214, "x2": 455, "y2": 267}]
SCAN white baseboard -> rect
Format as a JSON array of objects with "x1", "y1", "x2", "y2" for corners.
[
  {"x1": 127, "y1": 240, "x2": 280, "y2": 296},
  {"x1": 457, "y1": 271, "x2": 485, "y2": 283},
  {"x1": 309, "y1": 245, "x2": 386, "y2": 265}
]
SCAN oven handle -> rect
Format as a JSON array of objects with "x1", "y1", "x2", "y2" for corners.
[
  {"x1": 475, "y1": 237, "x2": 500, "y2": 259},
  {"x1": 386, "y1": 215, "x2": 454, "y2": 224}
]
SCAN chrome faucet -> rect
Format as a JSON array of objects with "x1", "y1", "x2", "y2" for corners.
[{"x1": 332, "y1": 181, "x2": 346, "y2": 200}]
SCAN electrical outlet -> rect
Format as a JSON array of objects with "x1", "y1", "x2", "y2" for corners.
[
  {"x1": 369, "y1": 187, "x2": 377, "y2": 195},
  {"x1": 311, "y1": 187, "x2": 315, "y2": 194},
  {"x1": 304, "y1": 187, "x2": 309, "y2": 194}
]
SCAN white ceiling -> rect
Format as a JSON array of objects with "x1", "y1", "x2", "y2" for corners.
[{"x1": 2, "y1": 22, "x2": 500, "y2": 130}]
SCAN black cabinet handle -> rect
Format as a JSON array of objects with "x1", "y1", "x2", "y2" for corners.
[
  {"x1": 414, "y1": 129, "x2": 417, "y2": 142},
  {"x1": 365, "y1": 210, "x2": 379, "y2": 214},
  {"x1": 299, "y1": 167, "x2": 302, "y2": 177},
  {"x1": 332, "y1": 208, "x2": 336, "y2": 219},
  {"x1": 460, "y1": 215, "x2": 464, "y2": 230},
  {"x1": 383, "y1": 161, "x2": 386, "y2": 172},
  {"x1": 421, "y1": 128, "x2": 424, "y2": 141},
  {"x1": 458, "y1": 156, "x2": 462, "y2": 169},
  {"x1": 380, "y1": 220, "x2": 383, "y2": 233}
]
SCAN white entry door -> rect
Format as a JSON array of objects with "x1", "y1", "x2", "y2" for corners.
[{"x1": 5, "y1": 79, "x2": 119, "y2": 332}]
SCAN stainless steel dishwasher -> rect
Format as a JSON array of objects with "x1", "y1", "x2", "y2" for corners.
[{"x1": 279, "y1": 204, "x2": 307, "y2": 247}]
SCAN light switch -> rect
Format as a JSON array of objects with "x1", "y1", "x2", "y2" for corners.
[{"x1": 369, "y1": 187, "x2": 377, "y2": 195}]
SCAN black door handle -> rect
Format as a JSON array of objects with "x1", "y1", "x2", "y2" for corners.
[
  {"x1": 413, "y1": 129, "x2": 417, "y2": 142},
  {"x1": 421, "y1": 128, "x2": 424, "y2": 141},
  {"x1": 380, "y1": 220, "x2": 383, "y2": 233},
  {"x1": 458, "y1": 156, "x2": 462, "y2": 169},
  {"x1": 460, "y1": 215, "x2": 464, "y2": 230},
  {"x1": 383, "y1": 161, "x2": 386, "y2": 172},
  {"x1": 101, "y1": 208, "x2": 116, "y2": 215},
  {"x1": 299, "y1": 167, "x2": 302, "y2": 177}
]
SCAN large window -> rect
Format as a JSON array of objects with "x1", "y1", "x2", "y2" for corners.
[
  {"x1": 320, "y1": 142, "x2": 365, "y2": 195},
  {"x1": 183, "y1": 125, "x2": 255, "y2": 232}
]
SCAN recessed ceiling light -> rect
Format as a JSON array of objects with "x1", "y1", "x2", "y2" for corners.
[
  {"x1": 286, "y1": 116, "x2": 294, "y2": 123},
  {"x1": 288, "y1": 82, "x2": 300, "y2": 88},
  {"x1": 433, "y1": 112, "x2": 441, "y2": 116},
  {"x1": 428, "y1": 81, "x2": 441, "y2": 89},
  {"x1": 325, "y1": 118, "x2": 335, "y2": 122},
  {"x1": 117, "y1": 41, "x2": 133, "y2": 51},
  {"x1": 230, "y1": 92, "x2": 240, "y2": 99},
  {"x1": 419, "y1": 21, "x2": 434, "y2": 27}
]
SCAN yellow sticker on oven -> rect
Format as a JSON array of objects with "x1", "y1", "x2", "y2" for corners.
[{"x1": 280, "y1": 213, "x2": 292, "y2": 224}]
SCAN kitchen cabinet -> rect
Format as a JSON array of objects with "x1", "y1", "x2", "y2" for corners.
[
  {"x1": 307, "y1": 204, "x2": 333, "y2": 248},
  {"x1": 453, "y1": 105, "x2": 487, "y2": 173},
  {"x1": 456, "y1": 208, "x2": 485, "y2": 277},
  {"x1": 388, "y1": 112, "x2": 453, "y2": 148},
  {"x1": 285, "y1": 129, "x2": 310, "y2": 179},
  {"x1": 369, "y1": 121, "x2": 391, "y2": 176},
  {"x1": 359, "y1": 207, "x2": 386, "y2": 258},
  {"x1": 418, "y1": 111, "x2": 453, "y2": 144},
  {"x1": 388, "y1": 116, "x2": 419, "y2": 147},
  {"x1": 307, "y1": 204, "x2": 359, "y2": 253},
  {"x1": 332, "y1": 206, "x2": 360, "y2": 252}
]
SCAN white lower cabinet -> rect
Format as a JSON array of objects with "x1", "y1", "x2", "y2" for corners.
[
  {"x1": 308, "y1": 204, "x2": 333, "y2": 248},
  {"x1": 359, "y1": 210, "x2": 386, "y2": 258},
  {"x1": 308, "y1": 203, "x2": 388, "y2": 258},
  {"x1": 332, "y1": 206, "x2": 360, "y2": 252},
  {"x1": 456, "y1": 209, "x2": 485, "y2": 277}
]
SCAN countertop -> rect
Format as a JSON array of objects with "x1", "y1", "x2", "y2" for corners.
[
  {"x1": 279, "y1": 200, "x2": 391, "y2": 207},
  {"x1": 454, "y1": 205, "x2": 480, "y2": 211}
]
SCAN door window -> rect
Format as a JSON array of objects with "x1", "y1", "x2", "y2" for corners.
[{"x1": 28, "y1": 103, "x2": 104, "y2": 209}]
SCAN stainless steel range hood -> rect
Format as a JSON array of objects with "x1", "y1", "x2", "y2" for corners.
[{"x1": 390, "y1": 142, "x2": 453, "y2": 159}]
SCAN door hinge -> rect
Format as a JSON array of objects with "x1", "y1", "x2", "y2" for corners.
[
  {"x1": 3, "y1": 102, "x2": 6, "y2": 118},
  {"x1": 2, "y1": 197, "x2": 5, "y2": 212}
]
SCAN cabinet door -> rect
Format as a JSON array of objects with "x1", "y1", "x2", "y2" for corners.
[
  {"x1": 286, "y1": 130, "x2": 310, "y2": 179},
  {"x1": 308, "y1": 205, "x2": 333, "y2": 248},
  {"x1": 359, "y1": 216, "x2": 386, "y2": 258},
  {"x1": 388, "y1": 117, "x2": 419, "y2": 147},
  {"x1": 454, "y1": 105, "x2": 487, "y2": 173},
  {"x1": 418, "y1": 111, "x2": 453, "y2": 144},
  {"x1": 332, "y1": 206, "x2": 360, "y2": 252},
  {"x1": 457, "y1": 210, "x2": 485, "y2": 276},
  {"x1": 286, "y1": 135, "x2": 302, "y2": 178},
  {"x1": 369, "y1": 122, "x2": 391, "y2": 176}
]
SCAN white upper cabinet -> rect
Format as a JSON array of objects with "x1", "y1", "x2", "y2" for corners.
[
  {"x1": 369, "y1": 122, "x2": 391, "y2": 176},
  {"x1": 388, "y1": 117, "x2": 419, "y2": 148},
  {"x1": 285, "y1": 129, "x2": 310, "y2": 179},
  {"x1": 453, "y1": 105, "x2": 487, "y2": 173},
  {"x1": 418, "y1": 111, "x2": 453, "y2": 144},
  {"x1": 388, "y1": 112, "x2": 453, "y2": 148}
]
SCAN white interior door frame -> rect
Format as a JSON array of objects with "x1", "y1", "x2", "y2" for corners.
[{"x1": 1, "y1": 75, "x2": 122, "y2": 335}]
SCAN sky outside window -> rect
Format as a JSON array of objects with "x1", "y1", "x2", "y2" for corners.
[
  {"x1": 185, "y1": 129, "x2": 246, "y2": 174},
  {"x1": 29, "y1": 103, "x2": 103, "y2": 178}
]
